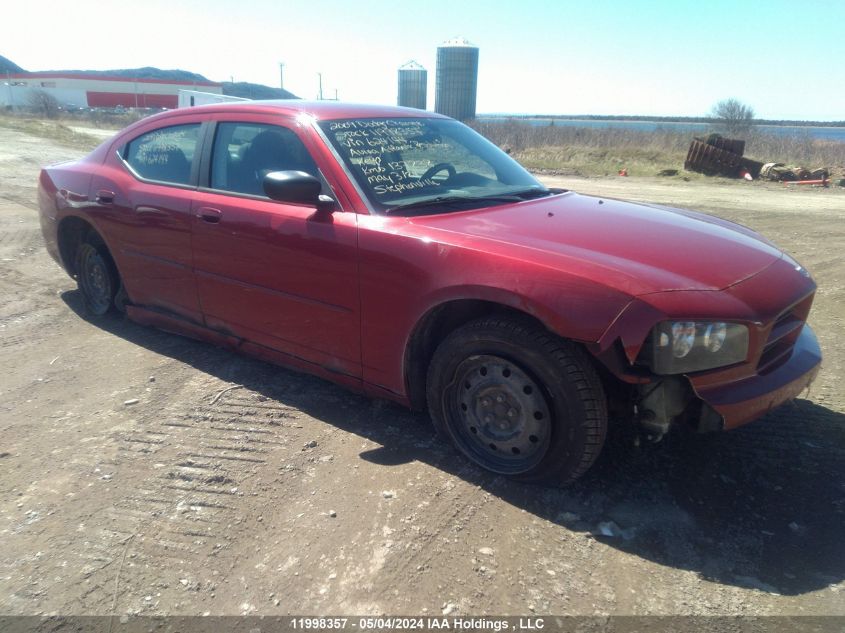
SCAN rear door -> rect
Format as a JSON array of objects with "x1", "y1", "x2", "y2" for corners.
[
  {"x1": 91, "y1": 119, "x2": 206, "y2": 322},
  {"x1": 191, "y1": 117, "x2": 361, "y2": 378}
]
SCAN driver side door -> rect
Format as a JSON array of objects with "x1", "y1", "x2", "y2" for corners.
[{"x1": 191, "y1": 118, "x2": 361, "y2": 378}]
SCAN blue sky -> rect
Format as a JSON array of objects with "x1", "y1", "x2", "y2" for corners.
[{"x1": 4, "y1": 0, "x2": 844, "y2": 120}]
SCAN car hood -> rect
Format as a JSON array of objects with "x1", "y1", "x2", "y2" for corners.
[{"x1": 409, "y1": 192, "x2": 783, "y2": 296}]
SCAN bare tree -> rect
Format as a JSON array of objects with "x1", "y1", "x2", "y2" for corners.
[
  {"x1": 27, "y1": 89, "x2": 60, "y2": 119},
  {"x1": 710, "y1": 98, "x2": 755, "y2": 137}
]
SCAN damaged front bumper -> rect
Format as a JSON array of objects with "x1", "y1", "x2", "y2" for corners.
[
  {"x1": 690, "y1": 323, "x2": 821, "y2": 430},
  {"x1": 636, "y1": 323, "x2": 821, "y2": 435}
]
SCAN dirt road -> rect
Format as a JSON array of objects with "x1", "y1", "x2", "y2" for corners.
[{"x1": 1, "y1": 125, "x2": 843, "y2": 617}]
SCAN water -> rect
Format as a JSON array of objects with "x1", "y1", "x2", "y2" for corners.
[{"x1": 478, "y1": 117, "x2": 845, "y2": 143}]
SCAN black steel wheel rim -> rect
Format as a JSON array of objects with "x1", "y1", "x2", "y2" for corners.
[
  {"x1": 78, "y1": 245, "x2": 112, "y2": 314},
  {"x1": 448, "y1": 354, "x2": 552, "y2": 474}
]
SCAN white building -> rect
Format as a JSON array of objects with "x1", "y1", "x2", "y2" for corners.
[
  {"x1": 1, "y1": 72, "x2": 223, "y2": 109},
  {"x1": 178, "y1": 90, "x2": 248, "y2": 108}
]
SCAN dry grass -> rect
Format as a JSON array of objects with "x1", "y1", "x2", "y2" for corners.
[
  {"x1": 747, "y1": 130, "x2": 845, "y2": 168},
  {"x1": 470, "y1": 121, "x2": 845, "y2": 178},
  {"x1": 0, "y1": 114, "x2": 105, "y2": 151}
]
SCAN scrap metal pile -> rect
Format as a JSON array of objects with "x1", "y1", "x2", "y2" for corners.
[
  {"x1": 684, "y1": 134, "x2": 762, "y2": 178},
  {"x1": 684, "y1": 134, "x2": 831, "y2": 184}
]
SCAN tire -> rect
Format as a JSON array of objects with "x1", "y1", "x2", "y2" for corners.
[
  {"x1": 426, "y1": 317, "x2": 607, "y2": 485},
  {"x1": 74, "y1": 238, "x2": 119, "y2": 316},
  {"x1": 114, "y1": 283, "x2": 129, "y2": 313}
]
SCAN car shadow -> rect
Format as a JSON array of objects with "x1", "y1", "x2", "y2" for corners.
[{"x1": 62, "y1": 291, "x2": 845, "y2": 597}]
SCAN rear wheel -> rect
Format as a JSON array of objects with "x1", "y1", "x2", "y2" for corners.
[
  {"x1": 74, "y1": 238, "x2": 119, "y2": 316},
  {"x1": 426, "y1": 317, "x2": 608, "y2": 485}
]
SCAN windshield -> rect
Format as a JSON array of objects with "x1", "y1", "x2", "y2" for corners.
[{"x1": 318, "y1": 117, "x2": 550, "y2": 214}]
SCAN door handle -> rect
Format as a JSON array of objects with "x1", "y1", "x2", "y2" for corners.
[
  {"x1": 196, "y1": 207, "x2": 222, "y2": 223},
  {"x1": 135, "y1": 205, "x2": 167, "y2": 215},
  {"x1": 95, "y1": 190, "x2": 115, "y2": 205}
]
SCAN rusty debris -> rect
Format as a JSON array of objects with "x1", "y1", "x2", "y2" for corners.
[
  {"x1": 761, "y1": 163, "x2": 830, "y2": 183},
  {"x1": 684, "y1": 134, "x2": 763, "y2": 179},
  {"x1": 684, "y1": 133, "x2": 835, "y2": 185}
]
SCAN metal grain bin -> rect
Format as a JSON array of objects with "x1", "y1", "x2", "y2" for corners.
[
  {"x1": 398, "y1": 61, "x2": 427, "y2": 110},
  {"x1": 435, "y1": 37, "x2": 478, "y2": 121}
]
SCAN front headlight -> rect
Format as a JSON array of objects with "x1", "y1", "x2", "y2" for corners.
[{"x1": 641, "y1": 321, "x2": 749, "y2": 374}]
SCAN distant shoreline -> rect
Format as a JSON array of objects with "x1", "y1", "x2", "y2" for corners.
[{"x1": 477, "y1": 114, "x2": 845, "y2": 128}]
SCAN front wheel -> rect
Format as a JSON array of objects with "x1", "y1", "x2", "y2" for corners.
[{"x1": 426, "y1": 317, "x2": 607, "y2": 485}]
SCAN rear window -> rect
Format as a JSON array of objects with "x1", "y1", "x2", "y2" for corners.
[{"x1": 123, "y1": 124, "x2": 201, "y2": 185}]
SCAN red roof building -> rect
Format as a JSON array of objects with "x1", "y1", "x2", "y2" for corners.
[{"x1": 2, "y1": 72, "x2": 223, "y2": 109}]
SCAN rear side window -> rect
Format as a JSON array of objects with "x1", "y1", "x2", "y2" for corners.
[
  {"x1": 124, "y1": 124, "x2": 200, "y2": 185},
  {"x1": 210, "y1": 122, "x2": 319, "y2": 196}
]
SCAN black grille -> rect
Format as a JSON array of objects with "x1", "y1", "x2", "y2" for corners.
[{"x1": 757, "y1": 297, "x2": 812, "y2": 374}]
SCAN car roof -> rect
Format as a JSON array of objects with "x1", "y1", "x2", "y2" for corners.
[{"x1": 179, "y1": 100, "x2": 449, "y2": 121}]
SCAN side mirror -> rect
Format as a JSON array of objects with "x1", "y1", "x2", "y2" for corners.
[{"x1": 263, "y1": 171, "x2": 336, "y2": 211}]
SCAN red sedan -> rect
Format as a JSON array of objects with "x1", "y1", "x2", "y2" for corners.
[{"x1": 38, "y1": 101, "x2": 822, "y2": 484}]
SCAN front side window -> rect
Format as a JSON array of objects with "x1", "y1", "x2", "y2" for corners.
[
  {"x1": 210, "y1": 122, "x2": 319, "y2": 197},
  {"x1": 318, "y1": 117, "x2": 548, "y2": 214},
  {"x1": 123, "y1": 123, "x2": 200, "y2": 185}
]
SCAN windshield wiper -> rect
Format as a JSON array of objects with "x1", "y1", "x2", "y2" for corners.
[
  {"x1": 506, "y1": 188, "x2": 555, "y2": 200},
  {"x1": 387, "y1": 195, "x2": 516, "y2": 213},
  {"x1": 386, "y1": 189, "x2": 552, "y2": 213}
]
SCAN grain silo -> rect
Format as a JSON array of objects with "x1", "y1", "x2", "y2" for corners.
[
  {"x1": 435, "y1": 37, "x2": 478, "y2": 121},
  {"x1": 398, "y1": 61, "x2": 427, "y2": 110}
]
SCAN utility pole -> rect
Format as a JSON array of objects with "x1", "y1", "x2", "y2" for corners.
[
  {"x1": 317, "y1": 73, "x2": 323, "y2": 100},
  {"x1": 279, "y1": 62, "x2": 285, "y2": 90}
]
